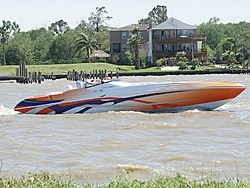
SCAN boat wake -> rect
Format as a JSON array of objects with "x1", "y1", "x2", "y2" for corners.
[{"x1": 0, "y1": 104, "x2": 18, "y2": 115}]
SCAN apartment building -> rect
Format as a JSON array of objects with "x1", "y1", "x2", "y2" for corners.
[
  {"x1": 109, "y1": 24, "x2": 149, "y2": 64},
  {"x1": 148, "y1": 17, "x2": 207, "y2": 64},
  {"x1": 109, "y1": 17, "x2": 207, "y2": 65}
]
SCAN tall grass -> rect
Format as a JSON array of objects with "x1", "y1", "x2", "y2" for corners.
[{"x1": 0, "y1": 172, "x2": 250, "y2": 188}]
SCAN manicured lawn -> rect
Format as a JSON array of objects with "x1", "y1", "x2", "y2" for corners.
[
  {"x1": 0, "y1": 62, "x2": 222, "y2": 76},
  {"x1": 0, "y1": 63, "x2": 162, "y2": 76}
]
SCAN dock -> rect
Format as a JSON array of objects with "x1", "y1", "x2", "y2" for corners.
[
  {"x1": 0, "y1": 76, "x2": 26, "y2": 82},
  {"x1": 0, "y1": 61, "x2": 44, "y2": 83}
]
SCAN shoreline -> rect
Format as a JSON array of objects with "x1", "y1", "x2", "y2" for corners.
[{"x1": 44, "y1": 68, "x2": 249, "y2": 80}]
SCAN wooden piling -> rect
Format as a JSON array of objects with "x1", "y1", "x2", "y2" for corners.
[{"x1": 38, "y1": 72, "x2": 42, "y2": 83}]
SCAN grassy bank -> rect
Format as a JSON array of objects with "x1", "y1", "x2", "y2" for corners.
[
  {"x1": 0, "y1": 63, "x2": 222, "y2": 76},
  {"x1": 0, "y1": 172, "x2": 249, "y2": 188},
  {"x1": 0, "y1": 63, "x2": 163, "y2": 76}
]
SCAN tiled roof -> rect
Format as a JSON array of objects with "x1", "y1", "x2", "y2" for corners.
[
  {"x1": 151, "y1": 17, "x2": 197, "y2": 30},
  {"x1": 91, "y1": 50, "x2": 110, "y2": 58},
  {"x1": 111, "y1": 24, "x2": 150, "y2": 31}
]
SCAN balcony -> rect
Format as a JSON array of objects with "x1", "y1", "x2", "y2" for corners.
[
  {"x1": 153, "y1": 50, "x2": 175, "y2": 57},
  {"x1": 153, "y1": 48, "x2": 207, "y2": 61},
  {"x1": 152, "y1": 34, "x2": 206, "y2": 43}
]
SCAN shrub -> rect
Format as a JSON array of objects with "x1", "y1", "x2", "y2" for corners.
[{"x1": 177, "y1": 61, "x2": 187, "y2": 71}]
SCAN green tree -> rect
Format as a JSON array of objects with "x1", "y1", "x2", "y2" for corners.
[
  {"x1": 48, "y1": 30, "x2": 76, "y2": 62},
  {"x1": 237, "y1": 22, "x2": 250, "y2": 61},
  {"x1": 138, "y1": 17, "x2": 151, "y2": 24},
  {"x1": 88, "y1": 6, "x2": 112, "y2": 32},
  {"x1": 216, "y1": 38, "x2": 228, "y2": 57},
  {"x1": 139, "y1": 47, "x2": 148, "y2": 67},
  {"x1": 94, "y1": 31, "x2": 110, "y2": 51},
  {"x1": 223, "y1": 22, "x2": 250, "y2": 62},
  {"x1": 0, "y1": 20, "x2": 20, "y2": 65},
  {"x1": 138, "y1": 5, "x2": 168, "y2": 24},
  {"x1": 197, "y1": 17, "x2": 224, "y2": 50},
  {"x1": 222, "y1": 50, "x2": 236, "y2": 67},
  {"x1": 48, "y1": 20, "x2": 70, "y2": 35},
  {"x1": 124, "y1": 50, "x2": 134, "y2": 65},
  {"x1": 205, "y1": 45, "x2": 214, "y2": 62},
  {"x1": 191, "y1": 58, "x2": 199, "y2": 70},
  {"x1": 168, "y1": 56, "x2": 176, "y2": 66},
  {"x1": 75, "y1": 20, "x2": 95, "y2": 35},
  {"x1": 223, "y1": 24, "x2": 240, "y2": 57},
  {"x1": 5, "y1": 32, "x2": 33, "y2": 64},
  {"x1": 74, "y1": 33, "x2": 98, "y2": 62},
  {"x1": 156, "y1": 57, "x2": 168, "y2": 69},
  {"x1": 199, "y1": 20, "x2": 250, "y2": 63},
  {"x1": 29, "y1": 28, "x2": 54, "y2": 62},
  {"x1": 223, "y1": 38, "x2": 234, "y2": 52},
  {"x1": 242, "y1": 59, "x2": 250, "y2": 71},
  {"x1": 127, "y1": 27, "x2": 144, "y2": 70},
  {"x1": 176, "y1": 51, "x2": 188, "y2": 71}
]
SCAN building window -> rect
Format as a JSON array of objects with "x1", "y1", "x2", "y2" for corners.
[
  {"x1": 167, "y1": 44, "x2": 173, "y2": 52},
  {"x1": 113, "y1": 43, "x2": 120, "y2": 53},
  {"x1": 129, "y1": 32, "x2": 132, "y2": 38},
  {"x1": 122, "y1": 44, "x2": 127, "y2": 51},
  {"x1": 181, "y1": 43, "x2": 191, "y2": 52},
  {"x1": 157, "y1": 44, "x2": 161, "y2": 51},
  {"x1": 182, "y1": 30, "x2": 188, "y2": 36},
  {"x1": 122, "y1": 32, "x2": 127, "y2": 39},
  {"x1": 177, "y1": 30, "x2": 182, "y2": 36},
  {"x1": 167, "y1": 30, "x2": 171, "y2": 38},
  {"x1": 178, "y1": 44, "x2": 182, "y2": 50},
  {"x1": 178, "y1": 30, "x2": 188, "y2": 37},
  {"x1": 161, "y1": 30, "x2": 165, "y2": 39},
  {"x1": 189, "y1": 30, "x2": 193, "y2": 37}
]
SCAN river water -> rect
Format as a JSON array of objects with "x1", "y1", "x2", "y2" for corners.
[{"x1": 0, "y1": 74, "x2": 249, "y2": 185}]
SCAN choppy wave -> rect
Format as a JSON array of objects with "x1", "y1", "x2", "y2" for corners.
[
  {"x1": 115, "y1": 164, "x2": 150, "y2": 172},
  {"x1": 0, "y1": 104, "x2": 18, "y2": 115}
]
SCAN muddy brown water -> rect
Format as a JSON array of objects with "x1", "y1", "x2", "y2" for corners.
[{"x1": 0, "y1": 74, "x2": 249, "y2": 184}]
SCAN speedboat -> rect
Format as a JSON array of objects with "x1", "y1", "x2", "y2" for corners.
[{"x1": 14, "y1": 79, "x2": 246, "y2": 114}]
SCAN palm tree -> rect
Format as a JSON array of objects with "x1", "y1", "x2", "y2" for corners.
[
  {"x1": 0, "y1": 20, "x2": 20, "y2": 65},
  {"x1": 242, "y1": 60, "x2": 250, "y2": 72},
  {"x1": 222, "y1": 50, "x2": 236, "y2": 68},
  {"x1": 127, "y1": 27, "x2": 143, "y2": 70},
  {"x1": 74, "y1": 33, "x2": 98, "y2": 62},
  {"x1": 224, "y1": 38, "x2": 237, "y2": 57}
]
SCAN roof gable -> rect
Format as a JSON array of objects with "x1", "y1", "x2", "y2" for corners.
[
  {"x1": 111, "y1": 24, "x2": 149, "y2": 31},
  {"x1": 152, "y1": 17, "x2": 197, "y2": 30}
]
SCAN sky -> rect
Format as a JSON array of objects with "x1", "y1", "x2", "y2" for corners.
[{"x1": 1, "y1": 0, "x2": 249, "y2": 31}]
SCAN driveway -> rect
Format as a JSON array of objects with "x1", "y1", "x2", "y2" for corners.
[{"x1": 161, "y1": 66, "x2": 179, "y2": 71}]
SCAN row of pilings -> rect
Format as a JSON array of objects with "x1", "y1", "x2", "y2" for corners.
[
  {"x1": 66, "y1": 69, "x2": 119, "y2": 81},
  {"x1": 2, "y1": 63, "x2": 250, "y2": 83},
  {"x1": 15, "y1": 61, "x2": 44, "y2": 84},
  {"x1": 43, "y1": 68, "x2": 250, "y2": 80}
]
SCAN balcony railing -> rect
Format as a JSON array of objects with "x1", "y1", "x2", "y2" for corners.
[
  {"x1": 153, "y1": 34, "x2": 206, "y2": 41},
  {"x1": 153, "y1": 48, "x2": 207, "y2": 55},
  {"x1": 153, "y1": 35, "x2": 176, "y2": 39}
]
